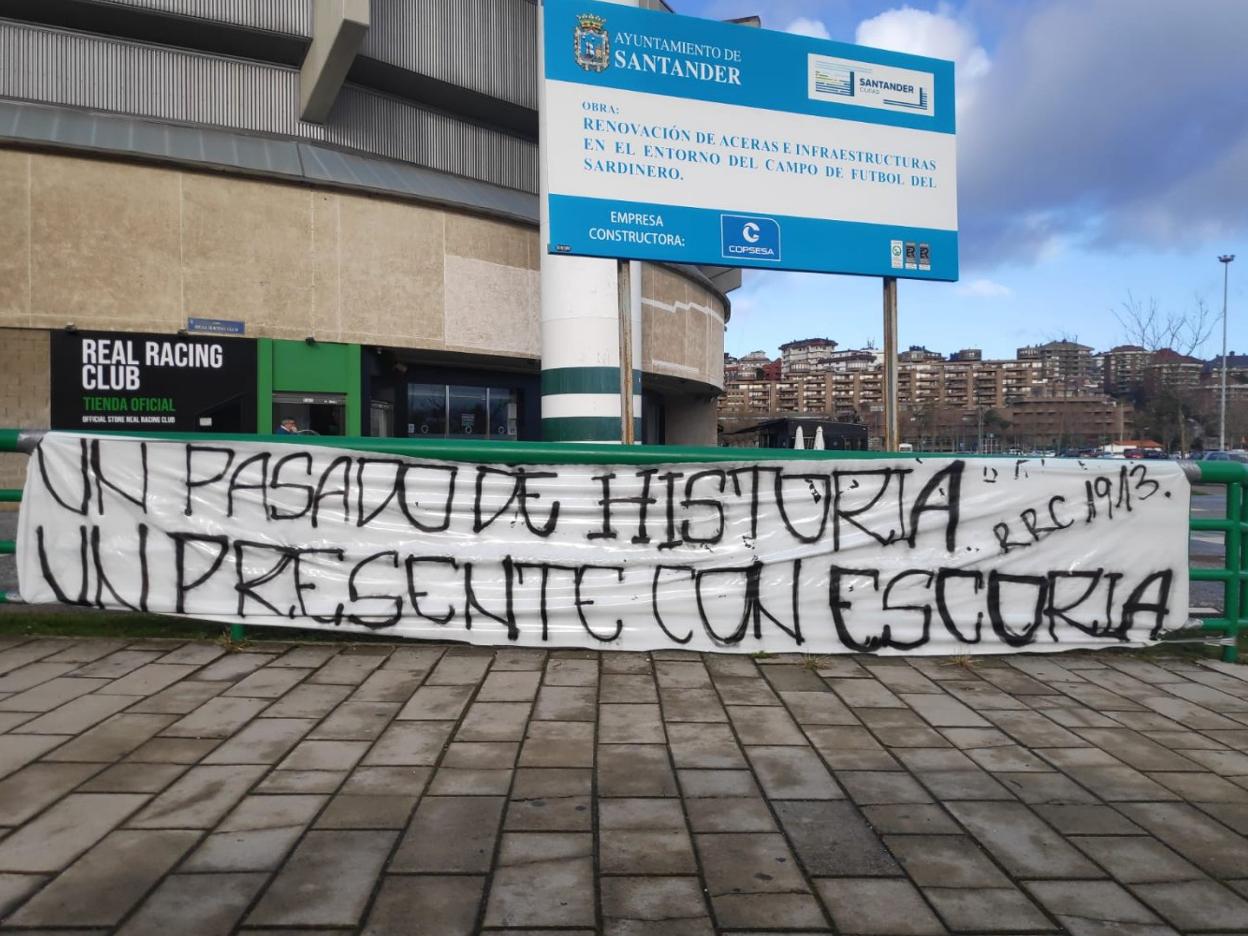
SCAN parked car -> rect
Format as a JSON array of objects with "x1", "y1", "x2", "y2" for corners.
[{"x1": 1202, "y1": 450, "x2": 1248, "y2": 463}]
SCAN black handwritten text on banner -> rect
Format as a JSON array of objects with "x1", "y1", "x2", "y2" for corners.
[{"x1": 17, "y1": 434, "x2": 1190, "y2": 654}]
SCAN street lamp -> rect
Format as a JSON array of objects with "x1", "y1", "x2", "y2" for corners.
[{"x1": 1220, "y1": 254, "x2": 1235, "y2": 451}]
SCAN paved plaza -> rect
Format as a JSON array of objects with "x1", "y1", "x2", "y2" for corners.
[{"x1": 1, "y1": 636, "x2": 1248, "y2": 933}]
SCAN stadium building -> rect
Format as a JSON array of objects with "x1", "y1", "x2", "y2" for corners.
[{"x1": 0, "y1": 0, "x2": 736, "y2": 487}]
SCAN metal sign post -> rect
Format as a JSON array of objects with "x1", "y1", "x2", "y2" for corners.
[
  {"x1": 1219, "y1": 254, "x2": 1235, "y2": 451},
  {"x1": 617, "y1": 259, "x2": 635, "y2": 445},
  {"x1": 883, "y1": 276, "x2": 899, "y2": 451}
]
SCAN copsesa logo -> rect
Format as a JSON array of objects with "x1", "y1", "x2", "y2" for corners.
[{"x1": 721, "y1": 214, "x2": 781, "y2": 262}]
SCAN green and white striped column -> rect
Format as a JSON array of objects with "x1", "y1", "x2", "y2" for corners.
[{"x1": 538, "y1": 0, "x2": 642, "y2": 444}]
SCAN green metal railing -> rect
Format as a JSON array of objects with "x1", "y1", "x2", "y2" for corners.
[
  {"x1": 2, "y1": 429, "x2": 1246, "y2": 660},
  {"x1": 1, "y1": 429, "x2": 38, "y2": 599},
  {"x1": 1183, "y1": 460, "x2": 1248, "y2": 661}
]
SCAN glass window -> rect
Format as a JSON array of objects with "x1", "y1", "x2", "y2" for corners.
[
  {"x1": 407, "y1": 383, "x2": 446, "y2": 437},
  {"x1": 488, "y1": 388, "x2": 518, "y2": 440},
  {"x1": 449, "y1": 386, "x2": 488, "y2": 438},
  {"x1": 406, "y1": 382, "x2": 523, "y2": 440}
]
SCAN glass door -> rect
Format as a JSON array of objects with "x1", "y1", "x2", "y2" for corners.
[
  {"x1": 449, "y1": 386, "x2": 488, "y2": 438},
  {"x1": 272, "y1": 391, "x2": 346, "y2": 436}
]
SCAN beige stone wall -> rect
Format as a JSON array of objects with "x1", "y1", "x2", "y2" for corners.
[
  {"x1": 0, "y1": 148, "x2": 542, "y2": 357},
  {"x1": 0, "y1": 152, "x2": 31, "y2": 326},
  {"x1": 0, "y1": 329, "x2": 49, "y2": 492},
  {"x1": 0, "y1": 147, "x2": 725, "y2": 388},
  {"x1": 640, "y1": 263, "x2": 726, "y2": 390},
  {"x1": 664, "y1": 394, "x2": 719, "y2": 446}
]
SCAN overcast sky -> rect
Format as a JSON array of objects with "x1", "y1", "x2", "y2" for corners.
[{"x1": 667, "y1": 0, "x2": 1247, "y2": 360}]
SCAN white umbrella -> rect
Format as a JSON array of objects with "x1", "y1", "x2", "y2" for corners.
[
  {"x1": 813, "y1": 425, "x2": 826, "y2": 450},
  {"x1": 793, "y1": 425, "x2": 806, "y2": 450}
]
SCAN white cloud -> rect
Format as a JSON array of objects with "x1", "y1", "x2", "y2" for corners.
[
  {"x1": 955, "y1": 0, "x2": 1248, "y2": 263},
  {"x1": 847, "y1": 1, "x2": 1248, "y2": 266},
  {"x1": 956, "y1": 278, "x2": 1012, "y2": 298},
  {"x1": 784, "y1": 16, "x2": 830, "y2": 40},
  {"x1": 855, "y1": 4, "x2": 990, "y2": 113}
]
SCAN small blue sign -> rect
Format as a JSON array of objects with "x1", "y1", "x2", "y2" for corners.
[
  {"x1": 187, "y1": 318, "x2": 245, "y2": 336},
  {"x1": 721, "y1": 215, "x2": 781, "y2": 263}
]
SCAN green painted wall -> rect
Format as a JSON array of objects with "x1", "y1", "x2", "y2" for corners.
[
  {"x1": 256, "y1": 339, "x2": 361, "y2": 435},
  {"x1": 272, "y1": 340, "x2": 354, "y2": 393},
  {"x1": 256, "y1": 339, "x2": 274, "y2": 434}
]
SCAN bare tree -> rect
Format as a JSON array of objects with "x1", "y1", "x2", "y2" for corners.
[
  {"x1": 1115, "y1": 292, "x2": 1214, "y2": 454},
  {"x1": 1115, "y1": 291, "x2": 1214, "y2": 356}
]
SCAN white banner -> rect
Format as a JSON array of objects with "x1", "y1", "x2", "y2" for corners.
[{"x1": 17, "y1": 434, "x2": 1190, "y2": 654}]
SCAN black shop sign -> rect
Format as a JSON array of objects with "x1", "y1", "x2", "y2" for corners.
[{"x1": 51, "y1": 330, "x2": 257, "y2": 432}]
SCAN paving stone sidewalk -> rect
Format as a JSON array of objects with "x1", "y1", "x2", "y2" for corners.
[{"x1": 3, "y1": 637, "x2": 1248, "y2": 933}]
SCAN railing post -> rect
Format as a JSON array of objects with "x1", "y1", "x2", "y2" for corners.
[
  {"x1": 1231, "y1": 477, "x2": 1245, "y2": 662},
  {"x1": 1, "y1": 429, "x2": 24, "y2": 602},
  {"x1": 1187, "y1": 460, "x2": 1248, "y2": 663}
]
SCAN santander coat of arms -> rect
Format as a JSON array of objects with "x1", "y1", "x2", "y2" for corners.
[{"x1": 574, "y1": 13, "x2": 610, "y2": 72}]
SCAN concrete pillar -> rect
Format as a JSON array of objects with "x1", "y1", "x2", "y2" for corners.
[
  {"x1": 665, "y1": 395, "x2": 720, "y2": 446},
  {"x1": 538, "y1": 0, "x2": 642, "y2": 443},
  {"x1": 300, "y1": 0, "x2": 370, "y2": 124}
]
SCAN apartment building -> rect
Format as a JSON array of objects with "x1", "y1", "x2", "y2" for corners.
[
  {"x1": 1147, "y1": 349, "x2": 1205, "y2": 388},
  {"x1": 720, "y1": 339, "x2": 1134, "y2": 450},
  {"x1": 1005, "y1": 396, "x2": 1128, "y2": 448},
  {"x1": 1018, "y1": 340, "x2": 1098, "y2": 391},
  {"x1": 779, "y1": 338, "x2": 839, "y2": 377},
  {"x1": 1100, "y1": 345, "x2": 1152, "y2": 395},
  {"x1": 721, "y1": 357, "x2": 1045, "y2": 420},
  {"x1": 898, "y1": 345, "x2": 944, "y2": 363}
]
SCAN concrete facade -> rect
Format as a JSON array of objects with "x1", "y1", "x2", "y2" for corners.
[
  {"x1": 0, "y1": 0, "x2": 736, "y2": 447},
  {"x1": 0, "y1": 148, "x2": 727, "y2": 443},
  {"x1": 640, "y1": 263, "x2": 726, "y2": 391},
  {"x1": 0, "y1": 329, "x2": 48, "y2": 491},
  {"x1": 0, "y1": 149, "x2": 724, "y2": 378}
]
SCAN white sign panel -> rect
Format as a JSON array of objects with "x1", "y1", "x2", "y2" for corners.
[
  {"x1": 18, "y1": 434, "x2": 1189, "y2": 654},
  {"x1": 543, "y1": 0, "x2": 958, "y2": 279}
]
